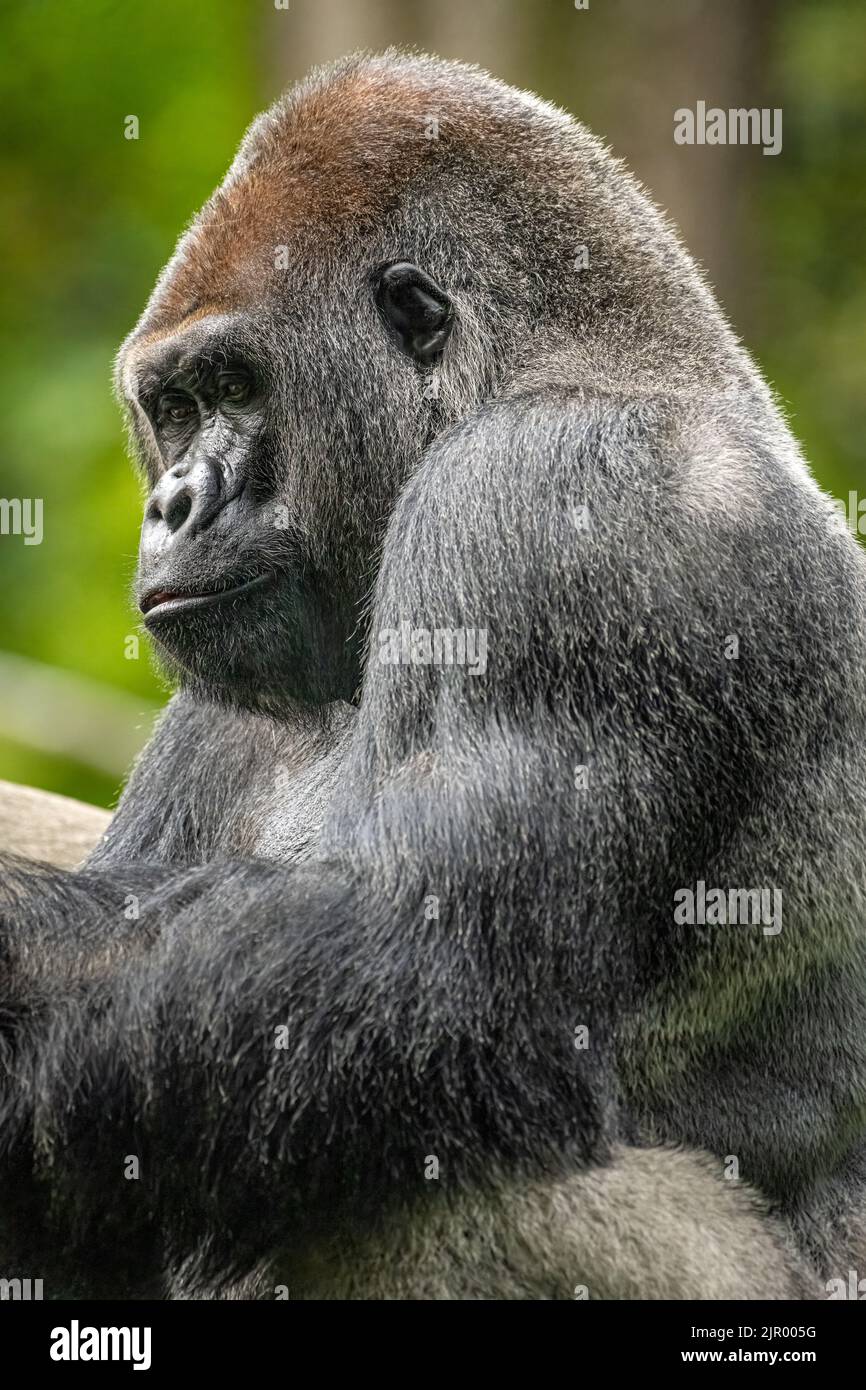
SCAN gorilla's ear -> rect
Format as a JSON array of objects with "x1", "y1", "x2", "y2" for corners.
[{"x1": 374, "y1": 262, "x2": 454, "y2": 367}]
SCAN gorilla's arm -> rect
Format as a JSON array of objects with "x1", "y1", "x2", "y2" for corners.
[
  {"x1": 2, "y1": 848, "x2": 607, "y2": 1292},
  {"x1": 0, "y1": 838, "x2": 823, "y2": 1301},
  {"x1": 3, "y1": 390, "x2": 866, "y2": 1294}
]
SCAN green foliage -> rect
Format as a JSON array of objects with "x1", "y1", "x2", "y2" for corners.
[
  {"x1": 758, "y1": 0, "x2": 866, "y2": 502},
  {"x1": 0, "y1": 0, "x2": 256, "y2": 804}
]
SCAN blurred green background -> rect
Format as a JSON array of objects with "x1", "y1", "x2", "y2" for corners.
[{"x1": 0, "y1": 0, "x2": 864, "y2": 809}]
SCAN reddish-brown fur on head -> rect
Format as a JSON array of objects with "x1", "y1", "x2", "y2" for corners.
[{"x1": 137, "y1": 54, "x2": 505, "y2": 339}]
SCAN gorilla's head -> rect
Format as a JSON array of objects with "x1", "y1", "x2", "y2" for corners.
[{"x1": 116, "y1": 51, "x2": 732, "y2": 714}]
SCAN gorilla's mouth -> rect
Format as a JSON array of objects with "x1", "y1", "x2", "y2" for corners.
[{"x1": 140, "y1": 573, "x2": 273, "y2": 620}]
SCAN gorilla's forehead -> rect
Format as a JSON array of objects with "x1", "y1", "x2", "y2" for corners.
[
  {"x1": 116, "y1": 312, "x2": 259, "y2": 403},
  {"x1": 125, "y1": 51, "x2": 567, "y2": 349}
]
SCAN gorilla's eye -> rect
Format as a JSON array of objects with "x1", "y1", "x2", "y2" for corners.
[
  {"x1": 218, "y1": 373, "x2": 251, "y2": 404},
  {"x1": 375, "y1": 262, "x2": 454, "y2": 367},
  {"x1": 159, "y1": 393, "x2": 197, "y2": 425}
]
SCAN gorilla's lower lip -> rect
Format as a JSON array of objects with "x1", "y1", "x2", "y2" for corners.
[{"x1": 140, "y1": 573, "x2": 273, "y2": 620}]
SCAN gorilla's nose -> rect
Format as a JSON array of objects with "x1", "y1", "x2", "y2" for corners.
[{"x1": 144, "y1": 459, "x2": 225, "y2": 543}]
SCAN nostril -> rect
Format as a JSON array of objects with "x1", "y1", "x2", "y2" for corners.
[
  {"x1": 164, "y1": 489, "x2": 193, "y2": 534},
  {"x1": 146, "y1": 462, "x2": 222, "y2": 540}
]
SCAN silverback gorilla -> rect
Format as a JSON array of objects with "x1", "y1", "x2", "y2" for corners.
[{"x1": 2, "y1": 50, "x2": 866, "y2": 1300}]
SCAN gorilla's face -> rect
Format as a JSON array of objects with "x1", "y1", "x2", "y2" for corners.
[
  {"x1": 115, "y1": 59, "x2": 547, "y2": 714},
  {"x1": 117, "y1": 259, "x2": 454, "y2": 713}
]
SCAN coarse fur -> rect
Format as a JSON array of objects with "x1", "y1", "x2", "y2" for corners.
[{"x1": 2, "y1": 50, "x2": 866, "y2": 1299}]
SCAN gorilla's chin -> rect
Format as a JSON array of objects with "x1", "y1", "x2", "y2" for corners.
[{"x1": 145, "y1": 580, "x2": 362, "y2": 714}]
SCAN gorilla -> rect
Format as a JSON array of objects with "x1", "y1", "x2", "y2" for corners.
[{"x1": 2, "y1": 49, "x2": 865, "y2": 1300}]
